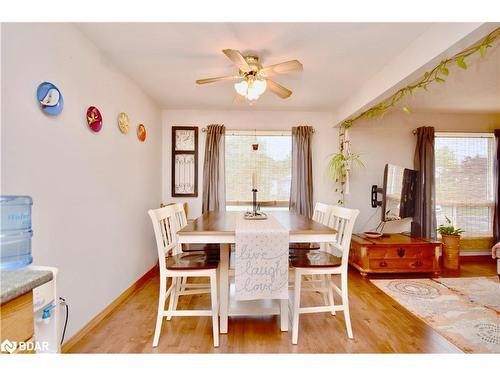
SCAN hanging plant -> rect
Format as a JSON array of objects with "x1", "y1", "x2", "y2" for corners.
[{"x1": 328, "y1": 126, "x2": 364, "y2": 205}]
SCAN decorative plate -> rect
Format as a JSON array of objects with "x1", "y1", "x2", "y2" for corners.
[
  {"x1": 87, "y1": 106, "x2": 103, "y2": 132},
  {"x1": 118, "y1": 112, "x2": 129, "y2": 134},
  {"x1": 36, "y1": 82, "x2": 64, "y2": 116},
  {"x1": 137, "y1": 124, "x2": 146, "y2": 142}
]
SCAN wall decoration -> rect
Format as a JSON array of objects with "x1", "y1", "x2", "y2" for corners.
[
  {"x1": 36, "y1": 82, "x2": 64, "y2": 116},
  {"x1": 86, "y1": 106, "x2": 103, "y2": 132},
  {"x1": 137, "y1": 124, "x2": 146, "y2": 142},
  {"x1": 175, "y1": 128, "x2": 196, "y2": 151},
  {"x1": 118, "y1": 112, "x2": 130, "y2": 134},
  {"x1": 172, "y1": 126, "x2": 198, "y2": 197}
]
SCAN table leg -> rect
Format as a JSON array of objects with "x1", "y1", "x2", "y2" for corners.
[
  {"x1": 280, "y1": 299, "x2": 288, "y2": 332},
  {"x1": 219, "y1": 243, "x2": 230, "y2": 334}
]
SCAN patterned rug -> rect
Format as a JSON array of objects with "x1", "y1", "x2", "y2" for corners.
[{"x1": 371, "y1": 277, "x2": 500, "y2": 353}]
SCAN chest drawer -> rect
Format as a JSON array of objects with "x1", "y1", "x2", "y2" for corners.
[
  {"x1": 367, "y1": 246, "x2": 436, "y2": 259},
  {"x1": 369, "y1": 257, "x2": 436, "y2": 272}
]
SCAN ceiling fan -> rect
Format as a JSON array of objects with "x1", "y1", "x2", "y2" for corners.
[{"x1": 196, "y1": 49, "x2": 303, "y2": 101}]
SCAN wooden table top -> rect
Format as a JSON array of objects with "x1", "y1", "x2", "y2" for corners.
[{"x1": 178, "y1": 211, "x2": 336, "y2": 236}]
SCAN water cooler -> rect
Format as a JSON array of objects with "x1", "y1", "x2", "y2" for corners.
[{"x1": 30, "y1": 266, "x2": 60, "y2": 353}]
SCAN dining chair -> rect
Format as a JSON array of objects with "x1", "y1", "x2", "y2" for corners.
[
  {"x1": 289, "y1": 205, "x2": 359, "y2": 345},
  {"x1": 148, "y1": 205, "x2": 220, "y2": 347},
  {"x1": 171, "y1": 203, "x2": 219, "y2": 295},
  {"x1": 289, "y1": 202, "x2": 332, "y2": 251}
]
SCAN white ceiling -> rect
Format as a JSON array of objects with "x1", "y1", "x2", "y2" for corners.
[{"x1": 76, "y1": 23, "x2": 436, "y2": 111}]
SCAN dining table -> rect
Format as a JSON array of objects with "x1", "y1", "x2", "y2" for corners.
[{"x1": 177, "y1": 210, "x2": 337, "y2": 334}]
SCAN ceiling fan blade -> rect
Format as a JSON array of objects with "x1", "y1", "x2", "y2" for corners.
[
  {"x1": 266, "y1": 79, "x2": 292, "y2": 99},
  {"x1": 196, "y1": 75, "x2": 239, "y2": 85},
  {"x1": 222, "y1": 49, "x2": 251, "y2": 72},
  {"x1": 261, "y1": 60, "x2": 303, "y2": 76}
]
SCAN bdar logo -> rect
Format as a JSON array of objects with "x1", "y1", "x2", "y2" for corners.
[{"x1": 1, "y1": 339, "x2": 17, "y2": 354}]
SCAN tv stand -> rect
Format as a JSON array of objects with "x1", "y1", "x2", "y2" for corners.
[{"x1": 349, "y1": 233, "x2": 441, "y2": 277}]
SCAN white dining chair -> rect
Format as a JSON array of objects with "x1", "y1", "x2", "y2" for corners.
[
  {"x1": 148, "y1": 205, "x2": 220, "y2": 347},
  {"x1": 289, "y1": 202, "x2": 332, "y2": 251},
  {"x1": 289, "y1": 205, "x2": 359, "y2": 345},
  {"x1": 172, "y1": 203, "x2": 216, "y2": 295}
]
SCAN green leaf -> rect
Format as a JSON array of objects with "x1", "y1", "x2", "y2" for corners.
[
  {"x1": 402, "y1": 106, "x2": 411, "y2": 115},
  {"x1": 479, "y1": 44, "x2": 486, "y2": 58},
  {"x1": 456, "y1": 56, "x2": 467, "y2": 70},
  {"x1": 435, "y1": 77, "x2": 445, "y2": 83},
  {"x1": 424, "y1": 72, "x2": 430, "y2": 80},
  {"x1": 440, "y1": 66, "x2": 449, "y2": 76}
]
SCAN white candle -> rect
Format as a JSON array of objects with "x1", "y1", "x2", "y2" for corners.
[{"x1": 252, "y1": 172, "x2": 256, "y2": 190}]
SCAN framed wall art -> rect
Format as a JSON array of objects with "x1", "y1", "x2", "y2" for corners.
[{"x1": 172, "y1": 126, "x2": 198, "y2": 197}]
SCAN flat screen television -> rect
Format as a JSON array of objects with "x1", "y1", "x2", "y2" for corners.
[{"x1": 381, "y1": 164, "x2": 417, "y2": 222}]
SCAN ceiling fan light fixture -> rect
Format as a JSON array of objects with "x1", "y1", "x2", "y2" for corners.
[
  {"x1": 234, "y1": 80, "x2": 248, "y2": 96},
  {"x1": 246, "y1": 90, "x2": 260, "y2": 101},
  {"x1": 234, "y1": 78, "x2": 267, "y2": 100},
  {"x1": 252, "y1": 79, "x2": 267, "y2": 96}
]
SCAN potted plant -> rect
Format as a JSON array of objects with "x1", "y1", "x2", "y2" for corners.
[{"x1": 437, "y1": 216, "x2": 464, "y2": 271}]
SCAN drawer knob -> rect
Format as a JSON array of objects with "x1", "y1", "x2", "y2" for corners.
[
  {"x1": 379, "y1": 260, "x2": 388, "y2": 267},
  {"x1": 397, "y1": 248, "x2": 405, "y2": 257},
  {"x1": 412, "y1": 260, "x2": 424, "y2": 267}
]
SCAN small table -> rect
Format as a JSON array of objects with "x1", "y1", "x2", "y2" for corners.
[
  {"x1": 177, "y1": 211, "x2": 337, "y2": 334},
  {"x1": 349, "y1": 233, "x2": 441, "y2": 277}
]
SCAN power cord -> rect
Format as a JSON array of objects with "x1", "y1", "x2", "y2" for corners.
[{"x1": 59, "y1": 297, "x2": 69, "y2": 345}]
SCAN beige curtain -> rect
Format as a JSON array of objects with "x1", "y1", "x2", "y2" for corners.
[
  {"x1": 202, "y1": 124, "x2": 225, "y2": 213},
  {"x1": 413, "y1": 126, "x2": 436, "y2": 239},
  {"x1": 290, "y1": 126, "x2": 314, "y2": 217}
]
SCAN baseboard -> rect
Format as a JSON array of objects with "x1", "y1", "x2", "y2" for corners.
[
  {"x1": 460, "y1": 251, "x2": 491, "y2": 256},
  {"x1": 61, "y1": 263, "x2": 158, "y2": 353}
]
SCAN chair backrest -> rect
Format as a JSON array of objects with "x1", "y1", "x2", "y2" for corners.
[
  {"x1": 312, "y1": 202, "x2": 332, "y2": 226},
  {"x1": 326, "y1": 205, "x2": 359, "y2": 269},
  {"x1": 173, "y1": 203, "x2": 188, "y2": 230},
  {"x1": 148, "y1": 205, "x2": 180, "y2": 271}
]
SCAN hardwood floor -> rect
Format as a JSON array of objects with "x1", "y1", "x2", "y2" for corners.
[{"x1": 67, "y1": 257, "x2": 497, "y2": 353}]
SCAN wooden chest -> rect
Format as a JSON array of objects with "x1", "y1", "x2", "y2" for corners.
[{"x1": 349, "y1": 233, "x2": 441, "y2": 276}]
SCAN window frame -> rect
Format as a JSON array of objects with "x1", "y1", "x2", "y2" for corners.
[
  {"x1": 434, "y1": 131, "x2": 495, "y2": 241},
  {"x1": 224, "y1": 129, "x2": 292, "y2": 209}
]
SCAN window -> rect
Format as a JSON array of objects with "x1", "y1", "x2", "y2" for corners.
[
  {"x1": 435, "y1": 133, "x2": 495, "y2": 238},
  {"x1": 225, "y1": 130, "x2": 291, "y2": 211}
]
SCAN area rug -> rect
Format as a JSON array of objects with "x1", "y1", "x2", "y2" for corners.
[{"x1": 371, "y1": 277, "x2": 500, "y2": 353}]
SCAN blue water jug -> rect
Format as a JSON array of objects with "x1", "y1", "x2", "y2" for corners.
[{"x1": 0, "y1": 196, "x2": 33, "y2": 270}]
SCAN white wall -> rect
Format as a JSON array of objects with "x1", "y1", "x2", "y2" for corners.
[
  {"x1": 162, "y1": 110, "x2": 339, "y2": 218},
  {"x1": 163, "y1": 108, "x2": 500, "y2": 236},
  {"x1": 1, "y1": 23, "x2": 162, "y2": 341},
  {"x1": 346, "y1": 110, "x2": 500, "y2": 233}
]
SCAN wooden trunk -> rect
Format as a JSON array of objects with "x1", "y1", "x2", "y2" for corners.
[{"x1": 349, "y1": 233, "x2": 441, "y2": 276}]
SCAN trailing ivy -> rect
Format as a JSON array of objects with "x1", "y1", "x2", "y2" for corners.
[
  {"x1": 340, "y1": 28, "x2": 500, "y2": 129},
  {"x1": 329, "y1": 27, "x2": 500, "y2": 205}
]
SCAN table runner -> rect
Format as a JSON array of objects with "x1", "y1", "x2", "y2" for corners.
[{"x1": 234, "y1": 214, "x2": 289, "y2": 301}]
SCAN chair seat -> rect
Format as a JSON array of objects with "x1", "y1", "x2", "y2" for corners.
[
  {"x1": 166, "y1": 252, "x2": 219, "y2": 270},
  {"x1": 290, "y1": 250, "x2": 342, "y2": 268},
  {"x1": 182, "y1": 243, "x2": 221, "y2": 252},
  {"x1": 289, "y1": 242, "x2": 320, "y2": 250}
]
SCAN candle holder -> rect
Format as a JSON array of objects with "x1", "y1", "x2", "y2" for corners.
[
  {"x1": 244, "y1": 188, "x2": 267, "y2": 220},
  {"x1": 252, "y1": 188, "x2": 258, "y2": 214}
]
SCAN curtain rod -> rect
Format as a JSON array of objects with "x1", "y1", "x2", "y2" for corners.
[
  {"x1": 412, "y1": 129, "x2": 495, "y2": 135},
  {"x1": 201, "y1": 127, "x2": 315, "y2": 133}
]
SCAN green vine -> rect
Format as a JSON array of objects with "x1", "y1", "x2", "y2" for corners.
[
  {"x1": 341, "y1": 27, "x2": 500, "y2": 128},
  {"x1": 329, "y1": 27, "x2": 500, "y2": 205}
]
